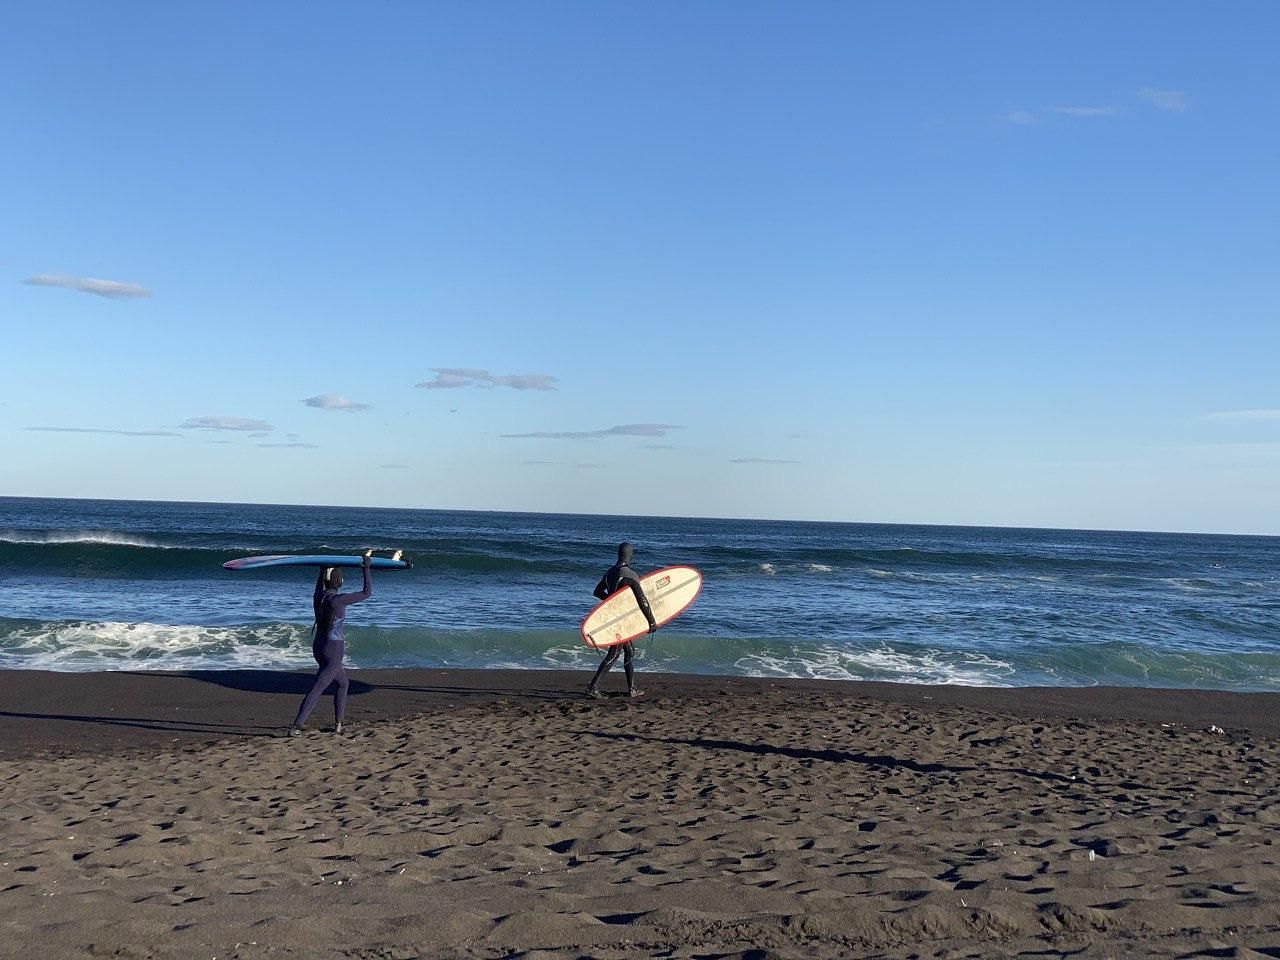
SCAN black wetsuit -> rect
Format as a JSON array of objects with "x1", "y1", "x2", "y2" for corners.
[
  {"x1": 292, "y1": 565, "x2": 371, "y2": 728},
  {"x1": 587, "y1": 561, "x2": 655, "y2": 693}
]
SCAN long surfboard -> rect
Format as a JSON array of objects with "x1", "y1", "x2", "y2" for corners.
[
  {"x1": 580, "y1": 565, "x2": 702, "y2": 649},
  {"x1": 223, "y1": 553, "x2": 412, "y2": 571}
]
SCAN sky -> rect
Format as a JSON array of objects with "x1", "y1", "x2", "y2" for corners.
[{"x1": 1, "y1": 2, "x2": 1278, "y2": 534}]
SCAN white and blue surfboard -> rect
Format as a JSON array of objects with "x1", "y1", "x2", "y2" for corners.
[{"x1": 223, "y1": 553, "x2": 412, "y2": 571}]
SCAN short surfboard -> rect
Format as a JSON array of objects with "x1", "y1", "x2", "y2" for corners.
[
  {"x1": 223, "y1": 553, "x2": 412, "y2": 571},
  {"x1": 580, "y1": 565, "x2": 702, "y2": 649}
]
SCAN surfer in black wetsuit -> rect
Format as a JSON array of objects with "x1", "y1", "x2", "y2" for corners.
[
  {"x1": 288, "y1": 551, "x2": 373, "y2": 736},
  {"x1": 585, "y1": 542, "x2": 657, "y2": 699}
]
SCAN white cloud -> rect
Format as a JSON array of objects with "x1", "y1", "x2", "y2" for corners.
[
  {"x1": 1138, "y1": 87, "x2": 1186, "y2": 112},
  {"x1": 25, "y1": 426, "x2": 179, "y2": 437},
  {"x1": 1054, "y1": 106, "x2": 1118, "y2": 118},
  {"x1": 259, "y1": 442, "x2": 319, "y2": 449},
  {"x1": 302, "y1": 393, "x2": 370, "y2": 412},
  {"x1": 416, "y1": 368, "x2": 558, "y2": 391},
  {"x1": 419, "y1": 372, "x2": 473, "y2": 390},
  {"x1": 502, "y1": 423, "x2": 683, "y2": 441},
  {"x1": 730, "y1": 457, "x2": 799, "y2": 465},
  {"x1": 1199, "y1": 409, "x2": 1280, "y2": 423},
  {"x1": 645, "y1": 444, "x2": 678, "y2": 450},
  {"x1": 180, "y1": 416, "x2": 274, "y2": 432},
  {"x1": 23, "y1": 274, "x2": 152, "y2": 299},
  {"x1": 1007, "y1": 110, "x2": 1037, "y2": 126}
]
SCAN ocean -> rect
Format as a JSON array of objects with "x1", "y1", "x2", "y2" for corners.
[{"x1": 1, "y1": 496, "x2": 1277, "y2": 689}]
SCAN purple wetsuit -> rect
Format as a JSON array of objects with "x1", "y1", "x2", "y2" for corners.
[{"x1": 291, "y1": 564, "x2": 371, "y2": 727}]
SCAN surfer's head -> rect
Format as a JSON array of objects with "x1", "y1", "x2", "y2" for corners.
[
  {"x1": 617, "y1": 542, "x2": 634, "y2": 564},
  {"x1": 325, "y1": 567, "x2": 343, "y2": 589}
]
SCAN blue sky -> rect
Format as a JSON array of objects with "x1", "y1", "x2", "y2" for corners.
[{"x1": 2, "y1": 2, "x2": 1278, "y2": 533}]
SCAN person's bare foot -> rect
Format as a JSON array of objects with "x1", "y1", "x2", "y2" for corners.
[
  {"x1": 286, "y1": 726, "x2": 302, "y2": 738},
  {"x1": 585, "y1": 687, "x2": 604, "y2": 699},
  {"x1": 333, "y1": 722, "x2": 344, "y2": 735},
  {"x1": 628, "y1": 688, "x2": 644, "y2": 698}
]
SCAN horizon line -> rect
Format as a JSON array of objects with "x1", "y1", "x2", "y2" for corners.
[{"x1": 0, "y1": 493, "x2": 1275, "y2": 541}]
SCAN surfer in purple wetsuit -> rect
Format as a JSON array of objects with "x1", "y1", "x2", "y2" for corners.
[
  {"x1": 585, "y1": 542, "x2": 657, "y2": 699},
  {"x1": 287, "y1": 551, "x2": 372, "y2": 736}
]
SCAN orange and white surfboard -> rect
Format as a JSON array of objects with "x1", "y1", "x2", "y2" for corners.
[{"x1": 580, "y1": 566, "x2": 703, "y2": 649}]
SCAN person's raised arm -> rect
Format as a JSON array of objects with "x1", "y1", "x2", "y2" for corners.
[
  {"x1": 354, "y1": 552, "x2": 373, "y2": 600},
  {"x1": 330, "y1": 553, "x2": 374, "y2": 614}
]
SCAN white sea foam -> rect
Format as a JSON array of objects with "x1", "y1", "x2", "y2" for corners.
[
  {"x1": 758, "y1": 563, "x2": 777, "y2": 575},
  {"x1": 0, "y1": 619, "x2": 311, "y2": 671},
  {"x1": 733, "y1": 645, "x2": 1016, "y2": 686},
  {"x1": 807, "y1": 563, "x2": 833, "y2": 573},
  {"x1": 0, "y1": 529, "x2": 169, "y2": 548}
]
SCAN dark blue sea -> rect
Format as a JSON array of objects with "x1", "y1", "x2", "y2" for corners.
[{"x1": 1, "y1": 497, "x2": 1277, "y2": 689}]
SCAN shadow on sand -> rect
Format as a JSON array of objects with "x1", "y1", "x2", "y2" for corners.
[
  {"x1": 0, "y1": 709, "x2": 277, "y2": 738},
  {"x1": 133, "y1": 669, "x2": 378, "y2": 697},
  {"x1": 577, "y1": 729, "x2": 1080, "y2": 784},
  {"x1": 144, "y1": 670, "x2": 570, "y2": 703}
]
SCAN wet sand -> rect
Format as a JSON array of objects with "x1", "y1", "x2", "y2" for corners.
[{"x1": 2, "y1": 669, "x2": 1279, "y2": 958}]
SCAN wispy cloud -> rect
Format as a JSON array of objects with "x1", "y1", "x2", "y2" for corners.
[
  {"x1": 180, "y1": 416, "x2": 274, "y2": 432},
  {"x1": 1138, "y1": 87, "x2": 1186, "y2": 112},
  {"x1": 645, "y1": 444, "x2": 678, "y2": 450},
  {"x1": 522, "y1": 459, "x2": 602, "y2": 468},
  {"x1": 1199, "y1": 409, "x2": 1280, "y2": 423},
  {"x1": 259, "y1": 442, "x2": 319, "y2": 449},
  {"x1": 502, "y1": 423, "x2": 683, "y2": 441},
  {"x1": 25, "y1": 426, "x2": 179, "y2": 437},
  {"x1": 24, "y1": 274, "x2": 152, "y2": 299},
  {"x1": 1054, "y1": 106, "x2": 1118, "y2": 118},
  {"x1": 380, "y1": 463, "x2": 410, "y2": 469},
  {"x1": 730, "y1": 457, "x2": 799, "y2": 465},
  {"x1": 1007, "y1": 110, "x2": 1037, "y2": 126},
  {"x1": 302, "y1": 393, "x2": 371, "y2": 412},
  {"x1": 204, "y1": 439, "x2": 235, "y2": 444},
  {"x1": 787, "y1": 433, "x2": 810, "y2": 440},
  {"x1": 417, "y1": 368, "x2": 558, "y2": 391}
]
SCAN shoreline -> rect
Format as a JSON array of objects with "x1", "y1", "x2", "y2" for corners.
[{"x1": 2, "y1": 666, "x2": 1278, "y2": 759}]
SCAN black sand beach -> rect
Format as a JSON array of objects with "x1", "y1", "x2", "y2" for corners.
[{"x1": 2, "y1": 670, "x2": 1279, "y2": 958}]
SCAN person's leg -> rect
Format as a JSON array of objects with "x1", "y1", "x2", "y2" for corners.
[
  {"x1": 333, "y1": 665, "x2": 349, "y2": 727},
  {"x1": 291, "y1": 654, "x2": 344, "y2": 731},
  {"x1": 586, "y1": 646, "x2": 621, "y2": 697},
  {"x1": 622, "y1": 642, "x2": 639, "y2": 695}
]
